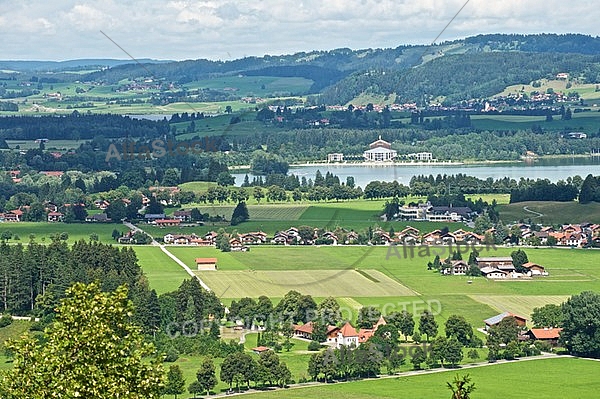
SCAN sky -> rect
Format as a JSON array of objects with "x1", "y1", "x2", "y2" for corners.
[{"x1": 0, "y1": 0, "x2": 598, "y2": 61}]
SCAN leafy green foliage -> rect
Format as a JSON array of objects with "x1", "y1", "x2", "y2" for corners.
[
  {"x1": 561, "y1": 291, "x2": 600, "y2": 358},
  {"x1": 0, "y1": 282, "x2": 164, "y2": 398}
]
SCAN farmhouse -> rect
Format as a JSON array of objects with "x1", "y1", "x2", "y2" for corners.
[
  {"x1": 85, "y1": 213, "x2": 110, "y2": 223},
  {"x1": 196, "y1": 257, "x2": 217, "y2": 271},
  {"x1": 144, "y1": 213, "x2": 166, "y2": 222},
  {"x1": 444, "y1": 260, "x2": 469, "y2": 275},
  {"x1": 154, "y1": 219, "x2": 181, "y2": 227},
  {"x1": 358, "y1": 315, "x2": 387, "y2": 344},
  {"x1": 526, "y1": 327, "x2": 562, "y2": 346},
  {"x1": 484, "y1": 312, "x2": 527, "y2": 331},
  {"x1": 333, "y1": 322, "x2": 359, "y2": 348},
  {"x1": 173, "y1": 210, "x2": 192, "y2": 222},
  {"x1": 2, "y1": 209, "x2": 23, "y2": 222},
  {"x1": 479, "y1": 267, "x2": 508, "y2": 279},
  {"x1": 47, "y1": 211, "x2": 64, "y2": 222},
  {"x1": 363, "y1": 136, "x2": 397, "y2": 162},
  {"x1": 522, "y1": 262, "x2": 548, "y2": 276},
  {"x1": 293, "y1": 321, "x2": 338, "y2": 340},
  {"x1": 476, "y1": 257, "x2": 515, "y2": 272}
]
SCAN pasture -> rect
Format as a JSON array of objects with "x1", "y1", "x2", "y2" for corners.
[
  {"x1": 498, "y1": 201, "x2": 600, "y2": 224},
  {"x1": 244, "y1": 357, "x2": 600, "y2": 399}
]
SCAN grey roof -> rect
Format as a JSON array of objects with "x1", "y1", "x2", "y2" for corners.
[
  {"x1": 144, "y1": 213, "x2": 166, "y2": 219},
  {"x1": 484, "y1": 312, "x2": 511, "y2": 325},
  {"x1": 484, "y1": 312, "x2": 526, "y2": 325}
]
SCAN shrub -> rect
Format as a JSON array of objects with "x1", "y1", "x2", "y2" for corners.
[
  {"x1": 307, "y1": 341, "x2": 321, "y2": 351},
  {"x1": 0, "y1": 314, "x2": 13, "y2": 328},
  {"x1": 164, "y1": 346, "x2": 179, "y2": 362}
]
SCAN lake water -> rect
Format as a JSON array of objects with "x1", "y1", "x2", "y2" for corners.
[{"x1": 232, "y1": 157, "x2": 600, "y2": 188}]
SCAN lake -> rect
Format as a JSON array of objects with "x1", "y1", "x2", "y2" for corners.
[{"x1": 232, "y1": 157, "x2": 600, "y2": 188}]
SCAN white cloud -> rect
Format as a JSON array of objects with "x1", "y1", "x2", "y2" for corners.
[{"x1": 0, "y1": 0, "x2": 598, "y2": 60}]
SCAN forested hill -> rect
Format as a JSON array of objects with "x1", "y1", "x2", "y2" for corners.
[
  {"x1": 4, "y1": 33, "x2": 600, "y2": 104},
  {"x1": 320, "y1": 51, "x2": 600, "y2": 105}
]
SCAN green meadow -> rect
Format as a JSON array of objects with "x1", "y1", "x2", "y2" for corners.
[
  {"x1": 244, "y1": 357, "x2": 600, "y2": 399},
  {"x1": 138, "y1": 242, "x2": 600, "y2": 333},
  {"x1": 498, "y1": 201, "x2": 600, "y2": 224},
  {"x1": 0, "y1": 222, "x2": 121, "y2": 244}
]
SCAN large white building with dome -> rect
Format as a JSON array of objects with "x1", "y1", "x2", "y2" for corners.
[{"x1": 363, "y1": 136, "x2": 397, "y2": 162}]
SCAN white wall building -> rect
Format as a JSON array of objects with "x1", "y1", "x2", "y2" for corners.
[{"x1": 363, "y1": 136, "x2": 397, "y2": 162}]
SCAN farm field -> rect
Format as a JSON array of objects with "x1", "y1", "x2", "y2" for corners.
[
  {"x1": 469, "y1": 295, "x2": 570, "y2": 319},
  {"x1": 195, "y1": 269, "x2": 416, "y2": 298},
  {"x1": 244, "y1": 357, "x2": 600, "y2": 399},
  {"x1": 498, "y1": 201, "x2": 600, "y2": 224},
  {"x1": 143, "y1": 244, "x2": 600, "y2": 328},
  {"x1": 145, "y1": 199, "x2": 469, "y2": 237}
]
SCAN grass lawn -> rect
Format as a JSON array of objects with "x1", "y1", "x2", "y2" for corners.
[
  {"x1": 244, "y1": 357, "x2": 600, "y2": 399},
  {"x1": 498, "y1": 201, "x2": 600, "y2": 224},
  {"x1": 133, "y1": 246, "x2": 191, "y2": 294}
]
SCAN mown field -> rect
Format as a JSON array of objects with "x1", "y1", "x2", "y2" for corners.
[
  {"x1": 244, "y1": 357, "x2": 600, "y2": 399},
  {"x1": 498, "y1": 201, "x2": 600, "y2": 224},
  {"x1": 140, "y1": 243, "x2": 600, "y2": 332}
]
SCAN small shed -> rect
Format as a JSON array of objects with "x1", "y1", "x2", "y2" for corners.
[{"x1": 196, "y1": 257, "x2": 217, "y2": 271}]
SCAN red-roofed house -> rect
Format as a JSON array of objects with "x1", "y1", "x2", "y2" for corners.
[
  {"x1": 522, "y1": 262, "x2": 548, "y2": 276},
  {"x1": 3, "y1": 209, "x2": 23, "y2": 222},
  {"x1": 527, "y1": 327, "x2": 562, "y2": 346},
  {"x1": 335, "y1": 322, "x2": 359, "y2": 348},
  {"x1": 47, "y1": 211, "x2": 64, "y2": 222}
]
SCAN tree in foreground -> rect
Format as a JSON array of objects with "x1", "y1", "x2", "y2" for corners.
[
  {"x1": 0, "y1": 282, "x2": 164, "y2": 398},
  {"x1": 447, "y1": 374, "x2": 476, "y2": 399}
]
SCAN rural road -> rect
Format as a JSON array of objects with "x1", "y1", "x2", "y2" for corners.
[
  {"x1": 122, "y1": 222, "x2": 212, "y2": 291},
  {"x1": 523, "y1": 206, "x2": 544, "y2": 218}
]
